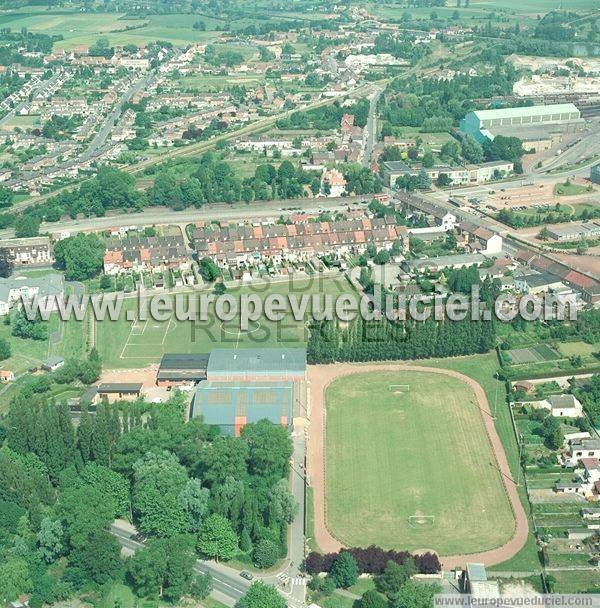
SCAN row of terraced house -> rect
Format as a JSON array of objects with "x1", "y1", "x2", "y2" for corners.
[{"x1": 191, "y1": 216, "x2": 409, "y2": 269}]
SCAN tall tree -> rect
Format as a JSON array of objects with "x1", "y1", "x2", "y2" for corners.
[
  {"x1": 197, "y1": 514, "x2": 238, "y2": 561},
  {"x1": 238, "y1": 581, "x2": 285, "y2": 608}
]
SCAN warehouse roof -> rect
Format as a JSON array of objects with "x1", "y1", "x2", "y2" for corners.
[
  {"x1": 471, "y1": 103, "x2": 579, "y2": 121},
  {"x1": 159, "y1": 353, "x2": 210, "y2": 370},
  {"x1": 97, "y1": 383, "x2": 143, "y2": 393},
  {"x1": 208, "y1": 348, "x2": 307, "y2": 375}
]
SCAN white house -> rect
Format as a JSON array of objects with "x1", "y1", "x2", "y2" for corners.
[
  {"x1": 566, "y1": 438, "x2": 600, "y2": 467},
  {"x1": 547, "y1": 394, "x2": 584, "y2": 418},
  {"x1": 0, "y1": 274, "x2": 64, "y2": 316}
]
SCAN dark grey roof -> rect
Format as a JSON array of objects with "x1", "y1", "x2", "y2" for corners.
[
  {"x1": 159, "y1": 353, "x2": 210, "y2": 370},
  {"x1": 97, "y1": 383, "x2": 143, "y2": 393}
]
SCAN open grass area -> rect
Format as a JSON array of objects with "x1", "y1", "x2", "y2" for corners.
[
  {"x1": 0, "y1": 312, "x2": 59, "y2": 375},
  {"x1": 553, "y1": 182, "x2": 594, "y2": 197},
  {"x1": 95, "y1": 277, "x2": 353, "y2": 368},
  {"x1": 324, "y1": 369, "x2": 514, "y2": 555},
  {"x1": 423, "y1": 354, "x2": 541, "y2": 572},
  {"x1": 0, "y1": 10, "x2": 221, "y2": 49},
  {"x1": 550, "y1": 569, "x2": 600, "y2": 593},
  {"x1": 557, "y1": 341, "x2": 598, "y2": 358}
]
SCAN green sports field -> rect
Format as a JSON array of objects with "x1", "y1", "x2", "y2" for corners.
[
  {"x1": 94, "y1": 277, "x2": 352, "y2": 368},
  {"x1": 325, "y1": 370, "x2": 515, "y2": 555}
]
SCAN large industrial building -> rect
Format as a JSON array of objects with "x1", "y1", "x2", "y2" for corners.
[
  {"x1": 460, "y1": 103, "x2": 584, "y2": 144},
  {"x1": 591, "y1": 163, "x2": 600, "y2": 185}
]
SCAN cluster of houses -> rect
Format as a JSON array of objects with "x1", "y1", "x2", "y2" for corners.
[
  {"x1": 192, "y1": 214, "x2": 409, "y2": 270},
  {"x1": 556, "y1": 434, "x2": 600, "y2": 504},
  {"x1": 0, "y1": 236, "x2": 54, "y2": 267},
  {"x1": 103, "y1": 234, "x2": 190, "y2": 275}
]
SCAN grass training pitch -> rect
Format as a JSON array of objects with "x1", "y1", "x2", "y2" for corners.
[
  {"x1": 324, "y1": 370, "x2": 515, "y2": 555},
  {"x1": 94, "y1": 277, "x2": 351, "y2": 368}
]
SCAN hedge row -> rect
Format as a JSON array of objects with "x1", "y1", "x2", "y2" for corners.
[{"x1": 305, "y1": 546, "x2": 441, "y2": 575}]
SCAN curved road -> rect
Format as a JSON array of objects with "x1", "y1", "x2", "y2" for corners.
[{"x1": 307, "y1": 362, "x2": 529, "y2": 569}]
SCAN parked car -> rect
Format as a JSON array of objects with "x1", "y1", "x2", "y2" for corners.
[{"x1": 240, "y1": 571, "x2": 253, "y2": 581}]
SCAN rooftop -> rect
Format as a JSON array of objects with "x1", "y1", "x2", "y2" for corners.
[
  {"x1": 471, "y1": 103, "x2": 579, "y2": 121},
  {"x1": 159, "y1": 353, "x2": 211, "y2": 370},
  {"x1": 466, "y1": 563, "x2": 487, "y2": 582},
  {"x1": 548, "y1": 394, "x2": 580, "y2": 410},
  {"x1": 97, "y1": 383, "x2": 143, "y2": 393},
  {"x1": 208, "y1": 348, "x2": 307, "y2": 376}
]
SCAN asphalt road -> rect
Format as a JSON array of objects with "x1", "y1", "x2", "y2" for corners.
[
  {"x1": 111, "y1": 526, "x2": 251, "y2": 605},
  {"x1": 111, "y1": 519, "x2": 306, "y2": 608},
  {"x1": 0, "y1": 195, "x2": 371, "y2": 239},
  {"x1": 362, "y1": 85, "x2": 384, "y2": 168}
]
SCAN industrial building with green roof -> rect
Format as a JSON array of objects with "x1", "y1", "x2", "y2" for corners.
[
  {"x1": 460, "y1": 103, "x2": 583, "y2": 143},
  {"x1": 191, "y1": 380, "x2": 296, "y2": 436},
  {"x1": 207, "y1": 347, "x2": 307, "y2": 381}
]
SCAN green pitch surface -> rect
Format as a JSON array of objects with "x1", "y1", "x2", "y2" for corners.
[
  {"x1": 325, "y1": 370, "x2": 515, "y2": 555},
  {"x1": 95, "y1": 277, "x2": 351, "y2": 368}
]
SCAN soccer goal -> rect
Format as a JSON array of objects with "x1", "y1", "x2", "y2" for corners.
[
  {"x1": 408, "y1": 514, "x2": 435, "y2": 528},
  {"x1": 389, "y1": 384, "x2": 410, "y2": 394}
]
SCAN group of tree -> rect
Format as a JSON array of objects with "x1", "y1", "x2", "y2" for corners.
[
  {"x1": 53, "y1": 233, "x2": 105, "y2": 280},
  {"x1": 305, "y1": 546, "x2": 440, "y2": 576},
  {"x1": 10, "y1": 151, "x2": 384, "y2": 228},
  {"x1": 0, "y1": 387, "x2": 297, "y2": 604},
  {"x1": 307, "y1": 550, "x2": 441, "y2": 608},
  {"x1": 275, "y1": 99, "x2": 370, "y2": 131},
  {"x1": 574, "y1": 374, "x2": 600, "y2": 426},
  {"x1": 41, "y1": 115, "x2": 83, "y2": 141},
  {"x1": 497, "y1": 204, "x2": 600, "y2": 229},
  {"x1": 307, "y1": 315, "x2": 496, "y2": 364},
  {"x1": 381, "y1": 62, "x2": 518, "y2": 131}
]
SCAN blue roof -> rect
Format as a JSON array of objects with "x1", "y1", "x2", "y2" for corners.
[{"x1": 207, "y1": 348, "x2": 306, "y2": 376}]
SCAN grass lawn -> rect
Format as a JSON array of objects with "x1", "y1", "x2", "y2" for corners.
[
  {"x1": 95, "y1": 277, "x2": 353, "y2": 368},
  {"x1": 324, "y1": 369, "x2": 514, "y2": 555},
  {"x1": 96, "y1": 583, "x2": 138, "y2": 608},
  {"x1": 553, "y1": 182, "x2": 594, "y2": 197},
  {"x1": 0, "y1": 10, "x2": 221, "y2": 49},
  {"x1": 557, "y1": 341, "x2": 598, "y2": 358},
  {"x1": 423, "y1": 354, "x2": 541, "y2": 572},
  {"x1": 550, "y1": 569, "x2": 600, "y2": 593},
  {"x1": 347, "y1": 578, "x2": 376, "y2": 596},
  {"x1": 0, "y1": 312, "x2": 59, "y2": 375}
]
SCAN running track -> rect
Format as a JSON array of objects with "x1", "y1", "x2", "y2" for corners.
[{"x1": 307, "y1": 363, "x2": 529, "y2": 568}]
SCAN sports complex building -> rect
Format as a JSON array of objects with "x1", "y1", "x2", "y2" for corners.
[
  {"x1": 206, "y1": 347, "x2": 307, "y2": 382},
  {"x1": 186, "y1": 347, "x2": 307, "y2": 435},
  {"x1": 460, "y1": 103, "x2": 584, "y2": 145}
]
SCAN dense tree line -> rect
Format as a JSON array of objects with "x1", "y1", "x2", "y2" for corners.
[
  {"x1": 381, "y1": 62, "x2": 518, "y2": 131},
  {"x1": 305, "y1": 546, "x2": 440, "y2": 575},
  {"x1": 0, "y1": 389, "x2": 296, "y2": 604},
  {"x1": 9, "y1": 152, "x2": 384, "y2": 230},
  {"x1": 307, "y1": 316, "x2": 496, "y2": 364},
  {"x1": 276, "y1": 99, "x2": 370, "y2": 131},
  {"x1": 496, "y1": 205, "x2": 600, "y2": 229}
]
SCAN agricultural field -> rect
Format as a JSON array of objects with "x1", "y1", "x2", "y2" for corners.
[
  {"x1": 324, "y1": 369, "x2": 514, "y2": 555},
  {"x1": 549, "y1": 570, "x2": 600, "y2": 594},
  {"x1": 506, "y1": 345, "x2": 561, "y2": 365},
  {"x1": 0, "y1": 10, "x2": 222, "y2": 49},
  {"x1": 501, "y1": 339, "x2": 600, "y2": 379},
  {"x1": 94, "y1": 276, "x2": 353, "y2": 368}
]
